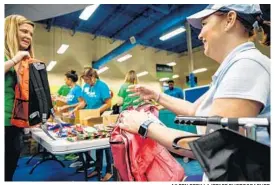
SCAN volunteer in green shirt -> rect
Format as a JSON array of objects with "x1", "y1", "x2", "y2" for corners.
[
  {"x1": 57, "y1": 84, "x2": 71, "y2": 96},
  {"x1": 5, "y1": 15, "x2": 35, "y2": 181},
  {"x1": 52, "y1": 84, "x2": 71, "y2": 105},
  {"x1": 118, "y1": 70, "x2": 140, "y2": 110}
]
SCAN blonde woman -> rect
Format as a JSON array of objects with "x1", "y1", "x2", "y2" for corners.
[
  {"x1": 117, "y1": 70, "x2": 140, "y2": 111},
  {"x1": 5, "y1": 15, "x2": 35, "y2": 181}
]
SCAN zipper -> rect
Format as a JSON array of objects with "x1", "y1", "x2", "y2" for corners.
[{"x1": 121, "y1": 131, "x2": 135, "y2": 181}]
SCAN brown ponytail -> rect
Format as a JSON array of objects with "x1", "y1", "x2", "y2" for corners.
[{"x1": 81, "y1": 67, "x2": 99, "y2": 79}]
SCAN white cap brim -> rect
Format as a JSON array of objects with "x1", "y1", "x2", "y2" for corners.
[{"x1": 187, "y1": 9, "x2": 218, "y2": 29}]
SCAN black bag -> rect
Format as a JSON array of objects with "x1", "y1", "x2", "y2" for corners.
[
  {"x1": 29, "y1": 62, "x2": 54, "y2": 126},
  {"x1": 112, "y1": 104, "x2": 120, "y2": 114},
  {"x1": 12, "y1": 59, "x2": 57, "y2": 140},
  {"x1": 29, "y1": 62, "x2": 57, "y2": 140},
  {"x1": 188, "y1": 129, "x2": 270, "y2": 181}
]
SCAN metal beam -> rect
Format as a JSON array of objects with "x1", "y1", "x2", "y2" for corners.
[
  {"x1": 93, "y1": 4, "x2": 208, "y2": 69},
  {"x1": 166, "y1": 38, "x2": 187, "y2": 53},
  {"x1": 140, "y1": 21, "x2": 185, "y2": 50},
  {"x1": 71, "y1": 5, "x2": 104, "y2": 36},
  {"x1": 91, "y1": 5, "x2": 125, "y2": 40},
  {"x1": 147, "y1": 5, "x2": 170, "y2": 15},
  {"x1": 152, "y1": 35, "x2": 186, "y2": 54},
  {"x1": 110, "y1": 8, "x2": 150, "y2": 41},
  {"x1": 185, "y1": 21, "x2": 194, "y2": 73}
]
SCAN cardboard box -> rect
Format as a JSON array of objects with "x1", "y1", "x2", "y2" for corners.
[
  {"x1": 103, "y1": 114, "x2": 119, "y2": 126},
  {"x1": 81, "y1": 116, "x2": 103, "y2": 127},
  {"x1": 55, "y1": 100, "x2": 67, "y2": 107},
  {"x1": 54, "y1": 100, "x2": 68, "y2": 117},
  {"x1": 61, "y1": 110, "x2": 80, "y2": 124},
  {"x1": 62, "y1": 117, "x2": 77, "y2": 124},
  {"x1": 79, "y1": 109, "x2": 101, "y2": 126},
  {"x1": 60, "y1": 109, "x2": 100, "y2": 125},
  {"x1": 78, "y1": 109, "x2": 100, "y2": 120}
]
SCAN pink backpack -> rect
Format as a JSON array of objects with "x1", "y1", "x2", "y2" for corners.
[{"x1": 110, "y1": 104, "x2": 185, "y2": 181}]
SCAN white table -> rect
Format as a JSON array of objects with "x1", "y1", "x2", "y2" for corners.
[
  {"x1": 28, "y1": 127, "x2": 111, "y2": 181},
  {"x1": 31, "y1": 128, "x2": 110, "y2": 154}
]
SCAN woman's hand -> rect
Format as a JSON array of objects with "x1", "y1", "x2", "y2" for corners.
[
  {"x1": 58, "y1": 105, "x2": 70, "y2": 112},
  {"x1": 62, "y1": 111, "x2": 74, "y2": 118},
  {"x1": 127, "y1": 85, "x2": 159, "y2": 103},
  {"x1": 118, "y1": 110, "x2": 151, "y2": 134},
  {"x1": 12, "y1": 51, "x2": 30, "y2": 64},
  {"x1": 51, "y1": 94, "x2": 57, "y2": 102}
]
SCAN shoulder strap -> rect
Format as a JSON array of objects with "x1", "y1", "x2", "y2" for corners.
[
  {"x1": 172, "y1": 135, "x2": 202, "y2": 150},
  {"x1": 29, "y1": 63, "x2": 55, "y2": 140},
  {"x1": 29, "y1": 64, "x2": 48, "y2": 123}
]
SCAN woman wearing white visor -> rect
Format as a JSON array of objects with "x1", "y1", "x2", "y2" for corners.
[{"x1": 118, "y1": 4, "x2": 270, "y2": 179}]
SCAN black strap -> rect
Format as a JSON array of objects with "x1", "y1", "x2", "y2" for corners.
[
  {"x1": 172, "y1": 135, "x2": 202, "y2": 150},
  {"x1": 29, "y1": 64, "x2": 46, "y2": 122}
]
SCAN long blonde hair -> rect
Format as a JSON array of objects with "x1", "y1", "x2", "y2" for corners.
[
  {"x1": 124, "y1": 70, "x2": 138, "y2": 84},
  {"x1": 5, "y1": 15, "x2": 35, "y2": 60}
]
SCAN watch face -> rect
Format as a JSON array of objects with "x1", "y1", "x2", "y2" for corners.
[{"x1": 138, "y1": 125, "x2": 147, "y2": 137}]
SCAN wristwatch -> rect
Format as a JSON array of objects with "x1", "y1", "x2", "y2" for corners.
[{"x1": 138, "y1": 119, "x2": 154, "y2": 138}]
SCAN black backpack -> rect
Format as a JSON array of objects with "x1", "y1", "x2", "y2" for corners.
[{"x1": 11, "y1": 58, "x2": 56, "y2": 139}]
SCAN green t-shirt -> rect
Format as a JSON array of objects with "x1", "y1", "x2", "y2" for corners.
[
  {"x1": 5, "y1": 56, "x2": 17, "y2": 126},
  {"x1": 118, "y1": 83, "x2": 140, "y2": 111},
  {"x1": 57, "y1": 85, "x2": 71, "y2": 96}
]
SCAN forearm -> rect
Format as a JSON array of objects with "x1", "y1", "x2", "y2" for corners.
[
  {"x1": 147, "y1": 122, "x2": 197, "y2": 158},
  {"x1": 71, "y1": 102, "x2": 85, "y2": 113},
  {"x1": 99, "y1": 102, "x2": 111, "y2": 113},
  {"x1": 157, "y1": 93, "x2": 195, "y2": 116},
  {"x1": 5, "y1": 59, "x2": 17, "y2": 73},
  {"x1": 57, "y1": 96, "x2": 67, "y2": 103},
  {"x1": 67, "y1": 103, "x2": 79, "y2": 110}
]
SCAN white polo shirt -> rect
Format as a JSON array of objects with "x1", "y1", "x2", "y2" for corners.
[{"x1": 195, "y1": 42, "x2": 270, "y2": 145}]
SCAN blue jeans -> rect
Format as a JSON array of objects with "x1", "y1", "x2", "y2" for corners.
[{"x1": 95, "y1": 148, "x2": 113, "y2": 173}]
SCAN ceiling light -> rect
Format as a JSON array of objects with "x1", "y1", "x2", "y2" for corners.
[
  {"x1": 46, "y1": 61, "x2": 57, "y2": 71},
  {"x1": 137, "y1": 71, "x2": 148, "y2": 77},
  {"x1": 79, "y1": 4, "x2": 100, "y2": 21},
  {"x1": 97, "y1": 66, "x2": 109, "y2": 74},
  {"x1": 167, "y1": 62, "x2": 176, "y2": 66},
  {"x1": 160, "y1": 27, "x2": 186, "y2": 41},
  {"x1": 117, "y1": 54, "x2": 132, "y2": 62},
  {"x1": 57, "y1": 44, "x2": 69, "y2": 54},
  {"x1": 172, "y1": 74, "x2": 179, "y2": 79},
  {"x1": 192, "y1": 68, "x2": 208, "y2": 74},
  {"x1": 159, "y1": 77, "x2": 170, "y2": 82}
]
